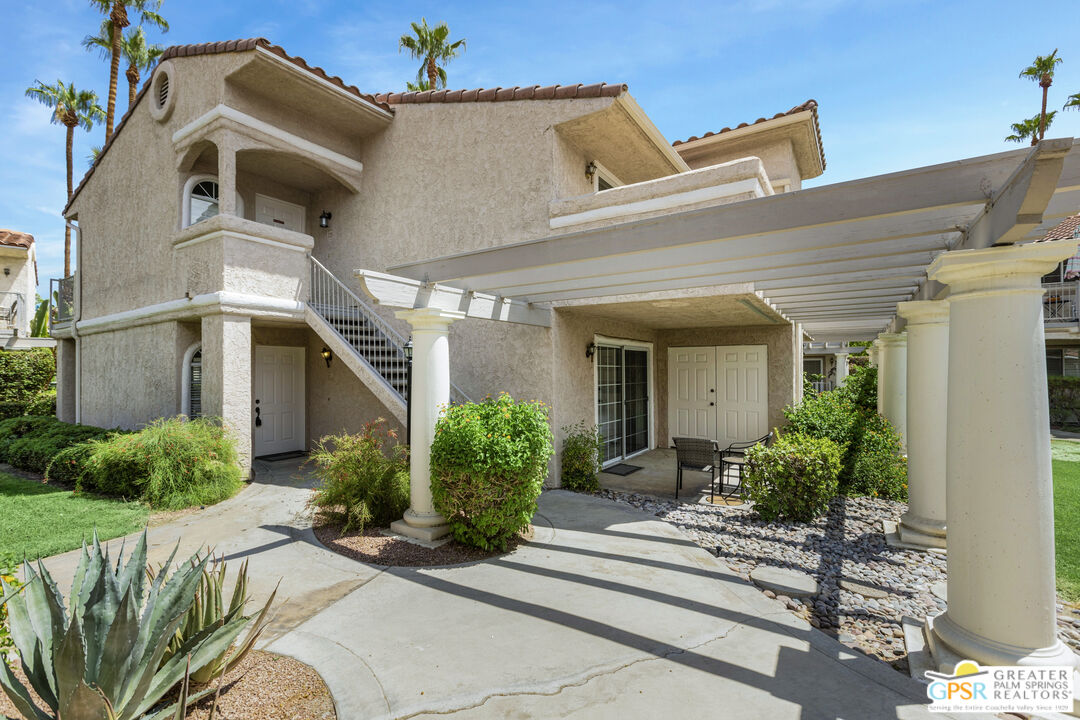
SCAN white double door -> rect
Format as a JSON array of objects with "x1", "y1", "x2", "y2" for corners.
[
  {"x1": 253, "y1": 346, "x2": 306, "y2": 457},
  {"x1": 668, "y1": 345, "x2": 768, "y2": 446}
]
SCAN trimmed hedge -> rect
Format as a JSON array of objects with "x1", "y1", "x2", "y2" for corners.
[
  {"x1": 744, "y1": 432, "x2": 843, "y2": 522},
  {"x1": 0, "y1": 349, "x2": 54, "y2": 405},
  {"x1": 1049, "y1": 375, "x2": 1080, "y2": 430},
  {"x1": 0, "y1": 416, "x2": 116, "y2": 475}
]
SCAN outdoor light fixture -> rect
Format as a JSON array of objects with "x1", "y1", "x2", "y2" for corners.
[
  {"x1": 321, "y1": 346, "x2": 332, "y2": 367},
  {"x1": 585, "y1": 342, "x2": 596, "y2": 360},
  {"x1": 319, "y1": 210, "x2": 332, "y2": 228},
  {"x1": 403, "y1": 338, "x2": 414, "y2": 361},
  {"x1": 584, "y1": 161, "x2": 597, "y2": 179},
  {"x1": 404, "y1": 338, "x2": 414, "y2": 447},
  {"x1": 2, "y1": 268, "x2": 8, "y2": 277}
]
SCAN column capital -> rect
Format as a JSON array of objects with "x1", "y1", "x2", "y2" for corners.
[
  {"x1": 877, "y1": 331, "x2": 907, "y2": 347},
  {"x1": 897, "y1": 299, "x2": 950, "y2": 326},
  {"x1": 395, "y1": 307, "x2": 467, "y2": 330},
  {"x1": 929, "y1": 238, "x2": 1079, "y2": 292}
]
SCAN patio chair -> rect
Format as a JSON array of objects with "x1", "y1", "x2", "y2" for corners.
[
  {"x1": 672, "y1": 437, "x2": 719, "y2": 500},
  {"x1": 717, "y1": 432, "x2": 774, "y2": 500}
]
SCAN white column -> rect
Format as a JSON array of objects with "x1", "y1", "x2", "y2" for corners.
[
  {"x1": 834, "y1": 352, "x2": 850, "y2": 386},
  {"x1": 896, "y1": 301, "x2": 949, "y2": 549},
  {"x1": 877, "y1": 332, "x2": 907, "y2": 446},
  {"x1": 391, "y1": 307, "x2": 465, "y2": 542},
  {"x1": 925, "y1": 240, "x2": 1079, "y2": 671},
  {"x1": 872, "y1": 338, "x2": 885, "y2": 415},
  {"x1": 216, "y1": 138, "x2": 237, "y2": 217},
  {"x1": 201, "y1": 313, "x2": 252, "y2": 474}
]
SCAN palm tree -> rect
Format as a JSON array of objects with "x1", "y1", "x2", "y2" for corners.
[
  {"x1": 24, "y1": 80, "x2": 105, "y2": 276},
  {"x1": 1065, "y1": 92, "x2": 1080, "y2": 112},
  {"x1": 399, "y1": 18, "x2": 466, "y2": 91},
  {"x1": 406, "y1": 79, "x2": 431, "y2": 92},
  {"x1": 1019, "y1": 49, "x2": 1062, "y2": 141},
  {"x1": 1006, "y1": 114, "x2": 1055, "y2": 145},
  {"x1": 88, "y1": 0, "x2": 168, "y2": 142},
  {"x1": 84, "y1": 22, "x2": 164, "y2": 110}
]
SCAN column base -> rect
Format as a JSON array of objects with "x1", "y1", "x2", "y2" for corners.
[
  {"x1": 925, "y1": 612, "x2": 1080, "y2": 669},
  {"x1": 883, "y1": 520, "x2": 946, "y2": 555},
  {"x1": 898, "y1": 512, "x2": 947, "y2": 550},
  {"x1": 391, "y1": 508, "x2": 451, "y2": 542}
]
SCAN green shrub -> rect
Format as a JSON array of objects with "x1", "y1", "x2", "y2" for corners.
[
  {"x1": 0, "y1": 348, "x2": 54, "y2": 406},
  {"x1": 783, "y1": 389, "x2": 858, "y2": 452},
  {"x1": 430, "y1": 393, "x2": 554, "y2": 551},
  {"x1": 743, "y1": 432, "x2": 843, "y2": 522},
  {"x1": 0, "y1": 402, "x2": 26, "y2": 421},
  {"x1": 307, "y1": 419, "x2": 410, "y2": 533},
  {"x1": 81, "y1": 417, "x2": 243, "y2": 509},
  {"x1": 43, "y1": 441, "x2": 95, "y2": 486},
  {"x1": 847, "y1": 414, "x2": 908, "y2": 500},
  {"x1": 560, "y1": 422, "x2": 602, "y2": 492},
  {"x1": 841, "y1": 363, "x2": 878, "y2": 413},
  {"x1": 0, "y1": 415, "x2": 115, "y2": 474},
  {"x1": 1049, "y1": 375, "x2": 1080, "y2": 430},
  {"x1": 24, "y1": 389, "x2": 56, "y2": 416}
]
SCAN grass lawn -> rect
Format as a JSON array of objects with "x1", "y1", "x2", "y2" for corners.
[
  {"x1": 1051, "y1": 440, "x2": 1080, "y2": 603},
  {"x1": 0, "y1": 471, "x2": 148, "y2": 568}
]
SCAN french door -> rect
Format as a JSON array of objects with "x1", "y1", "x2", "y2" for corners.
[
  {"x1": 667, "y1": 345, "x2": 768, "y2": 446},
  {"x1": 596, "y1": 343, "x2": 651, "y2": 465}
]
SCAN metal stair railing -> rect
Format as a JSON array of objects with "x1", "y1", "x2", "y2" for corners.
[{"x1": 308, "y1": 257, "x2": 471, "y2": 404}]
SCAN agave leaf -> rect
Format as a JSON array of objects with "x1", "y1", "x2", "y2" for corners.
[
  {"x1": 94, "y1": 586, "x2": 140, "y2": 703},
  {"x1": 143, "y1": 685, "x2": 218, "y2": 720},
  {"x1": 35, "y1": 560, "x2": 68, "y2": 631},
  {"x1": 4, "y1": 571, "x2": 59, "y2": 710},
  {"x1": 69, "y1": 540, "x2": 91, "y2": 612},
  {"x1": 140, "y1": 614, "x2": 249, "y2": 715},
  {"x1": 53, "y1": 614, "x2": 87, "y2": 711},
  {"x1": 80, "y1": 555, "x2": 114, "y2": 683},
  {"x1": 129, "y1": 551, "x2": 207, "y2": 681},
  {"x1": 75, "y1": 533, "x2": 107, "y2": 622},
  {"x1": 227, "y1": 560, "x2": 248, "y2": 616},
  {"x1": 60, "y1": 678, "x2": 111, "y2": 720},
  {"x1": 173, "y1": 657, "x2": 190, "y2": 720},
  {"x1": 114, "y1": 612, "x2": 185, "y2": 720},
  {"x1": 0, "y1": 657, "x2": 49, "y2": 720},
  {"x1": 118, "y1": 531, "x2": 148, "y2": 603},
  {"x1": 202, "y1": 582, "x2": 278, "y2": 684}
]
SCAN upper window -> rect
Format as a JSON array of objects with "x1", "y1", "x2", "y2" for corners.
[
  {"x1": 189, "y1": 349, "x2": 202, "y2": 419},
  {"x1": 190, "y1": 180, "x2": 219, "y2": 225}
]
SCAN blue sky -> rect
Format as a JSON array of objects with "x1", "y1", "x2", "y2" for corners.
[{"x1": 1, "y1": 0, "x2": 1079, "y2": 294}]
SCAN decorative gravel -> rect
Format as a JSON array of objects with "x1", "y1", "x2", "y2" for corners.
[
  {"x1": 0, "y1": 650, "x2": 335, "y2": 720},
  {"x1": 598, "y1": 489, "x2": 1080, "y2": 671},
  {"x1": 314, "y1": 525, "x2": 532, "y2": 567}
]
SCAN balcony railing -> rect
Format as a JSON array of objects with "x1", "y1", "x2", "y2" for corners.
[
  {"x1": 50, "y1": 276, "x2": 74, "y2": 324},
  {"x1": 810, "y1": 380, "x2": 835, "y2": 394},
  {"x1": 0, "y1": 291, "x2": 23, "y2": 334},
  {"x1": 1043, "y1": 281, "x2": 1079, "y2": 323}
]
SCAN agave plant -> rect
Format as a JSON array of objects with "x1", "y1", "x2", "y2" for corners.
[
  {"x1": 159, "y1": 558, "x2": 277, "y2": 685},
  {"x1": 0, "y1": 532, "x2": 252, "y2": 719}
]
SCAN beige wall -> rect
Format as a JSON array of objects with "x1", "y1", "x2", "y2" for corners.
[
  {"x1": 680, "y1": 137, "x2": 802, "y2": 191},
  {"x1": 0, "y1": 247, "x2": 36, "y2": 335}
]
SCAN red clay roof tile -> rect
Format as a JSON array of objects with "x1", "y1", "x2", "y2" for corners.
[
  {"x1": 0, "y1": 230, "x2": 34, "y2": 249},
  {"x1": 373, "y1": 82, "x2": 626, "y2": 106}
]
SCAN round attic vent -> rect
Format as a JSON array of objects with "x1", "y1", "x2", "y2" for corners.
[{"x1": 148, "y1": 61, "x2": 176, "y2": 123}]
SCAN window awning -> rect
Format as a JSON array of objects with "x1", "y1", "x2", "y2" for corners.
[{"x1": 388, "y1": 138, "x2": 1080, "y2": 340}]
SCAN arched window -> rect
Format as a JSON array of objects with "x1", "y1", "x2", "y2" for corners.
[
  {"x1": 182, "y1": 342, "x2": 202, "y2": 419},
  {"x1": 182, "y1": 175, "x2": 244, "y2": 228}
]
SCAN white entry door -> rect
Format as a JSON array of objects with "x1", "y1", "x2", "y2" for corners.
[
  {"x1": 254, "y1": 346, "x2": 305, "y2": 457},
  {"x1": 668, "y1": 345, "x2": 768, "y2": 446},
  {"x1": 716, "y1": 345, "x2": 769, "y2": 447},
  {"x1": 667, "y1": 347, "x2": 716, "y2": 442},
  {"x1": 255, "y1": 194, "x2": 305, "y2": 233}
]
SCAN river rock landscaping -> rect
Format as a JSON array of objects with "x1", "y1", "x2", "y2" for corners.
[{"x1": 598, "y1": 489, "x2": 1080, "y2": 671}]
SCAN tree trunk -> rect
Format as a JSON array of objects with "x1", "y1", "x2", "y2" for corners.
[
  {"x1": 427, "y1": 57, "x2": 437, "y2": 90},
  {"x1": 64, "y1": 123, "x2": 74, "y2": 277},
  {"x1": 127, "y1": 64, "x2": 139, "y2": 110},
  {"x1": 105, "y1": 2, "x2": 129, "y2": 142},
  {"x1": 1039, "y1": 76, "x2": 1051, "y2": 141}
]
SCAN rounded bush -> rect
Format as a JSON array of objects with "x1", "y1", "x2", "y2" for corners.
[
  {"x1": 45, "y1": 442, "x2": 95, "y2": 487},
  {"x1": 559, "y1": 422, "x2": 602, "y2": 493},
  {"x1": 847, "y1": 414, "x2": 908, "y2": 501},
  {"x1": 430, "y1": 393, "x2": 554, "y2": 551},
  {"x1": 743, "y1": 432, "x2": 842, "y2": 522}
]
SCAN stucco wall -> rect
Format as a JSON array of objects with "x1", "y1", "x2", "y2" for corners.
[
  {"x1": 656, "y1": 323, "x2": 798, "y2": 439},
  {"x1": 680, "y1": 137, "x2": 801, "y2": 191},
  {"x1": 0, "y1": 247, "x2": 36, "y2": 335}
]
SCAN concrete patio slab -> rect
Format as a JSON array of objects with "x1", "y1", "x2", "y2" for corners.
[{"x1": 599, "y1": 448, "x2": 744, "y2": 500}]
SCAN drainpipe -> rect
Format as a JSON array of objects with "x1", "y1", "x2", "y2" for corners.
[{"x1": 66, "y1": 220, "x2": 82, "y2": 424}]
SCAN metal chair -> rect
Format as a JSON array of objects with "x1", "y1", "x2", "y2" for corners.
[
  {"x1": 717, "y1": 432, "x2": 773, "y2": 500},
  {"x1": 672, "y1": 437, "x2": 719, "y2": 499}
]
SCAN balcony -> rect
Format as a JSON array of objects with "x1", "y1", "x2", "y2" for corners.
[
  {"x1": 50, "y1": 276, "x2": 75, "y2": 325},
  {"x1": 1043, "y1": 281, "x2": 1079, "y2": 323},
  {"x1": 0, "y1": 291, "x2": 25, "y2": 335}
]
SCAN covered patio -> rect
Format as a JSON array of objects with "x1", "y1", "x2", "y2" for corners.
[{"x1": 358, "y1": 137, "x2": 1080, "y2": 693}]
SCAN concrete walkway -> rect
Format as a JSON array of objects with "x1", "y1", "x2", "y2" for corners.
[{"x1": 38, "y1": 459, "x2": 982, "y2": 719}]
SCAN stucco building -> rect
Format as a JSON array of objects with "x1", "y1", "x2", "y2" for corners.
[
  {"x1": 0, "y1": 229, "x2": 51, "y2": 350},
  {"x1": 54, "y1": 38, "x2": 823, "y2": 473}
]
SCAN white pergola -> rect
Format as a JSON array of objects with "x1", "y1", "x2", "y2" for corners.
[{"x1": 360, "y1": 138, "x2": 1080, "y2": 686}]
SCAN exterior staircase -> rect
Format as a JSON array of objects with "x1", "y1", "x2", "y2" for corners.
[{"x1": 306, "y1": 257, "x2": 469, "y2": 424}]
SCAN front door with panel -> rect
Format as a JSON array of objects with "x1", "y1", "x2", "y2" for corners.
[
  {"x1": 253, "y1": 346, "x2": 305, "y2": 457},
  {"x1": 255, "y1": 194, "x2": 306, "y2": 233},
  {"x1": 668, "y1": 345, "x2": 768, "y2": 446},
  {"x1": 596, "y1": 344, "x2": 651, "y2": 465}
]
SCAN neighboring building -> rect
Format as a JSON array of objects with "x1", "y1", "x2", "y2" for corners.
[
  {"x1": 0, "y1": 229, "x2": 52, "y2": 350},
  {"x1": 801, "y1": 341, "x2": 864, "y2": 392},
  {"x1": 1039, "y1": 214, "x2": 1080, "y2": 377},
  {"x1": 53, "y1": 37, "x2": 825, "y2": 474}
]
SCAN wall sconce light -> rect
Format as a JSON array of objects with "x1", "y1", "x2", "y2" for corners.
[
  {"x1": 585, "y1": 342, "x2": 596, "y2": 360},
  {"x1": 2, "y1": 268, "x2": 8, "y2": 277},
  {"x1": 584, "y1": 161, "x2": 597, "y2": 180},
  {"x1": 321, "y1": 346, "x2": 332, "y2": 367},
  {"x1": 319, "y1": 210, "x2": 332, "y2": 228},
  {"x1": 403, "y1": 338, "x2": 414, "y2": 362}
]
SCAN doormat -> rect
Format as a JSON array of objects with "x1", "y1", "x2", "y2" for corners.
[
  {"x1": 604, "y1": 463, "x2": 643, "y2": 476},
  {"x1": 706, "y1": 494, "x2": 745, "y2": 506},
  {"x1": 256, "y1": 450, "x2": 307, "y2": 462}
]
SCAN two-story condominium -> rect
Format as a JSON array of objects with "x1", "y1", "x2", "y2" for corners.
[{"x1": 53, "y1": 38, "x2": 825, "y2": 472}]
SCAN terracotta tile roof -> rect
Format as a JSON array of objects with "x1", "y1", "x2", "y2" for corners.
[
  {"x1": 672, "y1": 99, "x2": 825, "y2": 170},
  {"x1": 373, "y1": 82, "x2": 626, "y2": 106},
  {"x1": 0, "y1": 230, "x2": 33, "y2": 249},
  {"x1": 65, "y1": 38, "x2": 391, "y2": 215},
  {"x1": 1043, "y1": 214, "x2": 1080, "y2": 241}
]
